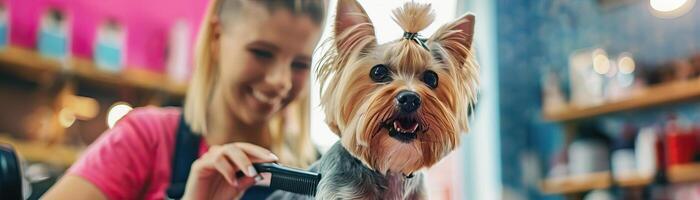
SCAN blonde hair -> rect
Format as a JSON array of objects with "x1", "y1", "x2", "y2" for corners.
[{"x1": 184, "y1": 0, "x2": 325, "y2": 167}]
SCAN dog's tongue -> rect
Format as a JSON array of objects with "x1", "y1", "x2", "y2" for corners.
[{"x1": 393, "y1": 120, "x2": 419, "y2": 133}]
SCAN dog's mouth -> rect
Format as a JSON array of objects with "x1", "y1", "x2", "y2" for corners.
[{"x1": 384, "y1": 115, "x2": 421, "y2": 143}]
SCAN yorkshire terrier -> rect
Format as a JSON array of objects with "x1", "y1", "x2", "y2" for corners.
[{"x1": 270, "y1": 0, "x2": 477, "y2": 199}]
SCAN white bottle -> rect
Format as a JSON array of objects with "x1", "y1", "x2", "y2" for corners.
[
  {"x1": 166, "y1": 20, "x2": 190, "y2": 83},
  {"x1": 635, "y1": 127, "x2": 658, "y2": 178}
]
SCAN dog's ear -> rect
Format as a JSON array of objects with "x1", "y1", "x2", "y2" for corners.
[
  {"x1": 429, "y1": 13, "x2": 475, "y2": 67},
  {"x1": 430, "y1": 14, "x2": 477, "y2": 133},
  {"x1": 334, "y1": 0, "x2": 376, "y2": 54}
]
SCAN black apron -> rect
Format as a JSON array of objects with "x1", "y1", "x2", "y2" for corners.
[{"x1": 165, "y1": 116, "x2": 275, "y2": 199}]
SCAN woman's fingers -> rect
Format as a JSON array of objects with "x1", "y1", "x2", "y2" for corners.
[
  {"x1": 213, "y1": 155, "x2": 238, "y2": 186},
  {"x1": 199, "y1": 143, "x2": 278, "y2": 186},
  {"x1": 237, "y1": 176, "x2": 257, "y2": 189},
  {"x1": 182, "y1": 143, "x2": 277, "y2": 200},
  {"x1": 234, "y1": 143, "x2": 279, "y2": 162},
  {"x1": 222, "y1": 147, "x2": 257, "y2": 177}
]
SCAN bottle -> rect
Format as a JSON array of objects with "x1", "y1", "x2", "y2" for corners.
[
  {"x1": 94, "y1": 19, "x2": 126, "y2": 72},
  {"x1": 166, "y1": 20, "x2": 190, "y2": 83},
  {"x1": 636, "y1": 127, "x2": 658, "y2": 178},
  {"x1": 38, "y1": 8, "x2": 69, "y2": 60},
  {"x1": 0, "y1": 4, "x2": 9, "y2": 49}
]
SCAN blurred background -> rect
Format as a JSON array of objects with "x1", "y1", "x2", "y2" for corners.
[{"x1": 0, "y1": 0, "x2": 699, "y2": 199}]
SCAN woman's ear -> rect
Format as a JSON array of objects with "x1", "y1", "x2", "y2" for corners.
[{"x1": 209, "y1": 16, "x2": 222, "y2": 64}]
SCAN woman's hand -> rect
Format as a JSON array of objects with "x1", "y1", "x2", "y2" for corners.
[{"x1": 182, "y1": 143, "x2": 279, "y2": 200}]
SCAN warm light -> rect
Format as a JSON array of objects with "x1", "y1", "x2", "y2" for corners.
[
  {"x1": 593, "y1": 50, "x2": 610, "y2": 75},
  {"x1": 107, "y1": 102, "x2": 133, "y2": 128},
  {"x1": 651, "y1": 0, "x2": 689, "y2": 12},
  {"x1": 68, "y1": 95, "x2": 100, "y2": 120},
  {"x1": 618, "y1": 54, "x2": 636, "y2": 74},
  {"x1": 650, "y1": 0, "x2": 695, "y2": 18},
  {"x1": 58, "y1": 108, "x2": 76, "y2": 128}
]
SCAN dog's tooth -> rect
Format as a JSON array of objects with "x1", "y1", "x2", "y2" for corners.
[
  {"x1": 392, "y1": 120, "x2": 420, "y2": 134},
  {"x1": 409, "y1": 123, "x2": 419, "y2": 132}
]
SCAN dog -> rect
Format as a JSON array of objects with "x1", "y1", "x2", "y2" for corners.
[{"x1": 269, "y1": 0, "x2": 477, "y2": 199}]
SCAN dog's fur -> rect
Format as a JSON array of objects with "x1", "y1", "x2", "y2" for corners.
[{"x1": 269, "y1": 0, "x2": 477, "y2": 199}]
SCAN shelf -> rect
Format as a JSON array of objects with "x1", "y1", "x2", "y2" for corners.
[
  {"x1": 614, "y1": 174, "x2": 653, "y2": 187},
  {"x1": 667, "y1": 163, "x2": 700, "y2": 183},
  {"x1": 544, "y1": 78, "x2": 700, "y2": 122},
  {"x1": 541, "y1": 164, "x2": 700, "y2": 194},
  {"x1": 0, "y1": 135, "x2": 81, "y2": 168},
  {"x1": 0, "y1": 45, "x2": 187, "y2": 97},
  {"x1": 0, "y1": 45, "x2": 62, "y2": 82},
  {"x1": 541, "y1": 171, "x2": 612, "y2": 194}
]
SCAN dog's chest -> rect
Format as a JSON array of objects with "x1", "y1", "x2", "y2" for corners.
[
  {"x1": 381, "y1": 174, "x2": 418, "y2": 199},
  {"x1": 308, "y1": 143, "x2": 426, "y2": 200}
]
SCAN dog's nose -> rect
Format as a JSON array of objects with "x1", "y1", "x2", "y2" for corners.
[{"x1": 396, "y1": 90, "x2": 421, "y2": 114}]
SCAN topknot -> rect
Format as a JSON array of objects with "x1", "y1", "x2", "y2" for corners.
[{"x1": 391, "y1": 2, "x2": 435, "y2": 34}]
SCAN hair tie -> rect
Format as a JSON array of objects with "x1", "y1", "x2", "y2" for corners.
[{"x1": 403, "y1": 32, "x2": 429, "y2": 50}]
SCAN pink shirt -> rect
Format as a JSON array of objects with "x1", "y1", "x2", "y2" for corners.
[{"x1": 68, "y1": 107, "x2": 206, "y2": 200}]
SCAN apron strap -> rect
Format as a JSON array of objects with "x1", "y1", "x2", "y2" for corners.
[{"x1": 166, "y1": 116, "x2": 200, "y2": 199}]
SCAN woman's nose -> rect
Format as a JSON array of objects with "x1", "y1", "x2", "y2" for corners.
[{"x1": 259, "y1": 62, "x2": 292, "y2": 98}]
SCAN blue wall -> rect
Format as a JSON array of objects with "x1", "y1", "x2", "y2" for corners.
[{"x1": 496, "y1": 0, "x2": 700, "y2": 199}]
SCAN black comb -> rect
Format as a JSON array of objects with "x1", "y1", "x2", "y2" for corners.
[{"x1": 236, "y1": 163, "x2": 321, "y2": 196}]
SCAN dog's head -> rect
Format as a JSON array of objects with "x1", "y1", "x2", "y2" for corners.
[{"x1": 318, "y1": 0, "x2": 478, "y2": 175}]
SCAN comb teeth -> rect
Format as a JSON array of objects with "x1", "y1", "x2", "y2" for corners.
[
  {"x1": 270, "y1": 172, "x2": 320, "y2": 196},
  {"x1": 249, "y1": 163, "x2": 322, "y2": 196}
]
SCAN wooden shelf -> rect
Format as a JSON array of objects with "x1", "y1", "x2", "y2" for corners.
[
  {"x1": 667, "y1": 163, "x2": 700, "y2": 183},
  {"x1": 544, "y1": 78, "x2": 700, "y2": 122},
  {"x1": 614, "y1": 174, "x2": 653, "y2": 187},
  {"x1": 541, "y1": 171, "x2": 612, "y2": 194},
  {"x1": 0, "y1": 135, "x2": 81, "y2": 168},
  {"x1": 541, "y1": 164, "x2": 700, "y2": 194},
  {"x1": 0, "y1": 45, "x2": 62, "y2": 83},
  {"x1": 0, "y1": 45, "x2": 187, "y2": 97}
]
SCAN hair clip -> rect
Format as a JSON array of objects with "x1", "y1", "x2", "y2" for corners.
[{"x1": 403, "y1": 32, "x2": 429, "y2": 51}]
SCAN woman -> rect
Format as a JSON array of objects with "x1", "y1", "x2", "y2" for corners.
[{"x1": 43, "y1": 0, "x2": 326, "y2": 199}]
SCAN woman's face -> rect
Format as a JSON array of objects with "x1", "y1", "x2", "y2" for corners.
[{"x1": 213, "y1": 6, "x2": 321, "y2": 125}]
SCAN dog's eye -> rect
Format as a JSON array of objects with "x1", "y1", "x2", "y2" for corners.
[
  {"x1": 422, "y1": 70, "x2": 438, "y2": 89},
  {"x1": 370, "y1": 64, "x2": 392, "y2": 83}
]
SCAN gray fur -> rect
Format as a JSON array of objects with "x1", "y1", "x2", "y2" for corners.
[{"x1": 267, "y1": 142, "x2": 426, "y2": 200}]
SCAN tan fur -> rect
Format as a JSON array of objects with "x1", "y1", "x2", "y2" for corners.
[
  {"x1": 392, "y1": 2, "x2": 435, "y2": 33},
  {"x1": 319, "y1": 0, "x2": 478, "y2": 175}
]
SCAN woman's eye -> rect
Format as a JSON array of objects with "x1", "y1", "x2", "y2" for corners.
[
  {"x1": 422, "y1": 70, "x2": 438, "y2": 89},
  {"x1": 250, "y1": 49, "x2": 273, "y2": 59},
  {"x1": 292, "y1": 61, "x2": 309, "y2": 70},
  {"x1": 369, "y1": 64, "x2": 392, "y2": 83}
]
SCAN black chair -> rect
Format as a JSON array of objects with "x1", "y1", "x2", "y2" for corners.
[{"x1": 0, "y1": 144, "x2": 23, "y2": 200}]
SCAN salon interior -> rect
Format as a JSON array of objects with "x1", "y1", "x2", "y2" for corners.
[{"x1": 0, "y1": 0, "x2": 699, "y2": 199}]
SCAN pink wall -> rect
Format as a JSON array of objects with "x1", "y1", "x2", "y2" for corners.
[{"x1": 7, "y1": 0, "x2": 209, "y2": 72}]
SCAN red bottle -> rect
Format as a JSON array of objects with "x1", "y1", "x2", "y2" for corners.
[{"x1": 664, "y1": 116, "x2": 698, "y2": 167}]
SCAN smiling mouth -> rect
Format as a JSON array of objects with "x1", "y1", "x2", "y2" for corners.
[
  {"x1": 251, "y1": 89, "x2": 279, "y2": 105},
  {"x1": 385, "y1": 116, "x2": 420, "y2": 143}
]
